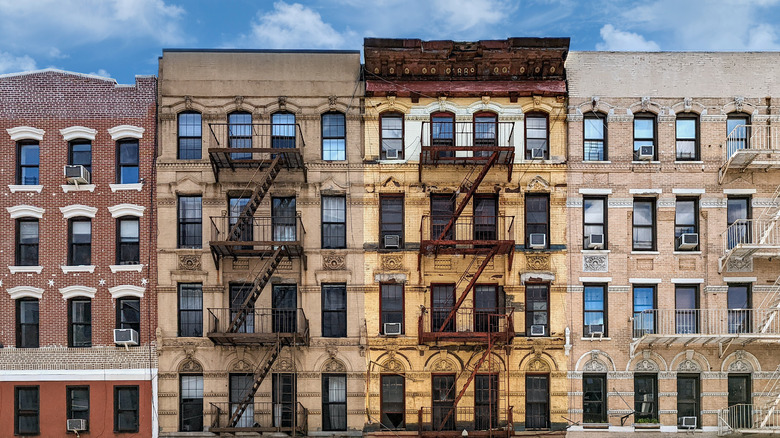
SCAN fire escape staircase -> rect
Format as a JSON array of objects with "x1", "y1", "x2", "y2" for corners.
[
  {"x1": 226, "y1": 340, "x2": 288, "y2": 428},
  {"x1": 227, "y1": 247, "x2": 286, "y2": 334},
  {"x1": 719, "y1": 184, "x2": 780, "y2": 272},
  {"x1": 227, "y1": 155, "x2": 281, "y2": 242}
]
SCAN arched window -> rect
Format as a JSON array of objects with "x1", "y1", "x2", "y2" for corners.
[
  {"x1": 473, "y1": 112, "x2": 497, "y2": 157},
  {"x1": 177, "y1": 111, "x2": 202, "y2": 160},
  {"x1": 584, "y1": 112, "x2": 607, "y2": 161},
  {"x1": 431, "y1": 111, "x2": 455, "y2": 158}
]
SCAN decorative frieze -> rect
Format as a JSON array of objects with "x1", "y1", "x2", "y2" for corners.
[{"x1": 583, "y1": 255, "x2": 608, "y2": 272}]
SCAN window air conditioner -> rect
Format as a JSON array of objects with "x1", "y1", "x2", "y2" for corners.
[
  {"x1": 587, "y1": 324, "x2": 604, "y2": 337},
  {"x1": 530, "y1": 324, "x2": 546, "y2": 336},
  {"x1": 383, "y1": 322, "x2": 402, "y2": 336},
  {"x1": 678, "y1": 233, "x2": 699, "y2": 250},
  {"x1": 384, "y1": 235, "x2": 400, "y2": 249},
  {"x1": 113, "y1": 328, "x2": 139, "y2": 346},
  {"x1": 64, "y1": 165, "x2": 90, "y2": 184},
  {"x1": 531, "y1": 148, "x2": 545, "y2": 159},
  {"x1": 680, "y1": 416, "x2": 697, "y2": 429},
  {"x1": 385, "y1": 148, "x2": 399, "y2": 159},
  {"x1": 638, "y1": 145, "x2": 654, "y2": 160},
  {"x1": 587, "y1": 234, "x2": 605, "y2": 249},
  {"x1": 67, "y1": 419, "x2": 87, "y2": 432},
  {"x1": 529, "y1": 233, "x2": 546, "y2": 249}
]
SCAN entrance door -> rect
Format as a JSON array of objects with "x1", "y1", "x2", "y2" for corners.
[
  {"x1": 272, "y1": 284, "x2": 297, "y2": 333},
  {"x1": 432, "y1": 284, "x2": 455, "y2": 333},
  {"x1": 728, "y1": 375, "x2": 752, "y2": 429},
  {"x1": 272, "y1": 373, "x2": 296, "y2": 428},
  {"x1": 525, "y1": 375, "x2": 549, "y2": 430},
  {"x1": 432, "y1": 374, "x2": 456, "y2": 431}
]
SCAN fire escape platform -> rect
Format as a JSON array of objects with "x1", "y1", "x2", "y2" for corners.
[
  {"x1": 208, "y1": 147, "x2": 305, "y2": 171},
  {"x1": 419, "y1": 240, "x2": 514, "y2": 257},
  {"x1": 420, "y1": 146, "x2": 514, "y2": 167},
  {"x1": 206, "y1": 308, "x2": 309, "y2": 347},
  {"x1": 207, "y1": 331, "x2": 308, "y2": 347},
  {"x1": 208, "y1": 240, "x2": 304, "y2": 259}
]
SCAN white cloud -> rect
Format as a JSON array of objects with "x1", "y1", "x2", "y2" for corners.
[
  {"x1": 88, "y1": 69, "x2": 112, "y2": 78},
  {"x1": 596, "y1": 24, "x2": 660, "y2": 51},
  {"x1": 432, "y1": 0, "x2": 513, "y2": 32},
  {"x1": 48, "y1": 48, "x2": 68, "y2": 59},
  {"x1": 0, "y1": 52, "x2": 37, "y2": 74}
]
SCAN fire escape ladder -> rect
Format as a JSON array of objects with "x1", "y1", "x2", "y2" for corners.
[
  {"x1": 760, "y1": 366, "x2": 780, "y2": 428},
  {"x1": 437, "y1": 246, "x2": 499, "y2": 332},
  {"x1": 436, "y1": 337, "x2": 494, "y2": 431},
  {"x1": 227, "y1": 156, "x2": 282, "y2": 242},
  {"x1": 227, "y1": 246, "x2": 286, "y2": 333},
  {"x1": 228, "y1": 340, "x2": 287, "y2": 427},
  {"x1": 437, "y1": 151, "x2": 499, "y2": 241},
  {"x1": 758, "y1": 275, "x2": 780, "y2": 334},
  {"x1": 758, "y1": 185, "x2": 780, "y2": 221}
]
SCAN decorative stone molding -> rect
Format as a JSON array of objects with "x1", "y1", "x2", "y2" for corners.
[
  {"x1": 322, "y1": 253, "x2": 346, "y2": 270},
  {"x1": 583, "y1": 360, "x2": 608, "y2": 372},
  {"x1": 8, "y1": 185, "x2": 43, "y2": 193},
  {"x1": 728, "y1": 360, "x2": 753, "y2": 373},
  {"x1": 726, "y1": 257, "x2": 753, "y2": 273},
  {"x1": 108, "y1": 203, "x2": 145, "y2": 218},
  {"x1": 9, "y1": 266, "x2": 43, "y2": 274},
  {"x1": 381, "y1": 255, "x2": 404, "y2": 271},
  {"x1": 61, "y1": 184, "x2": 96, "y2": 193},
  {"x1": 677, "y1": 359, "x2": 701, "y2": 372},
  {"x1": 59, "y1": 285, "x2": 97, "y2": 300},
  {"x1": 634, "y1": 359, "x2": 659, "y2": 372},
  {"x1": 61, "y1": 265, "x2": 96, "y2": 273},
  {"x1": 60, "y1": 126, "x2": 97, "y2": 141},
  {"x1": 108, "y1": 125, "x2": 144, "y2": 140},
  {"x1": 108, "y1": 285, "x2": 145, "y2": 299},
  {"x1": 7, "y1": 286, "x2": 44, "y2": 300},
  {"x1": 179, "y1": 358, "x2": 203, "y2": 373},
  {"x1": 109, "y1": 264, "x2": 143, "y2": 273},
  {"x1": 322, "y1": 359, "x2": 347, "y2": 373},
  {"x1": 60, "y1": 204, "x2": 97, "y2": 219},
  {"x1": 583, "y1": 255, "x2": 608, "y2": 272},
  {"x1": 109, "y1": 183, "x2": 143, "y2": 192},
  {"x1": 526, "y1": 254, "x2": 550, "y2": 271},
  {"x1": 7, "y1": 126, "x2": 44, "y2": 141},
  {"x1": 7, "y1": 205, "x2": 44, "y2": 219}
]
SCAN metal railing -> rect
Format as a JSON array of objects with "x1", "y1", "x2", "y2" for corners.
[
  {"x1": 419, "y1": 307, "x2": 514, "y2": 338},
  {"x1": 724, "y1": 124, "x2": 780, "y2": 162},
  {"x1": 208, "y1": 123, "x2": 306, "y2": 152},
  {"x1": 632, "y1": 308, "x2": 780, "y2": 338},
  {"x1": 420, "y1": 215, "x2": 515, "y2": 242},
  {"x1": 719, "y1": 404, "x2": 780, "y2": 432},
  {"x1": 210, "y1": 215, "x2": 304, "y2": 245},
  {"x1": 420, "y1": 121, "x2": 515, "y2": 150},
  {"x1": 210, "y1": 401, "x2": 308, "y2": 434},
  {"x1": 418, "y1": 406, "x2": 512, "y2": 433},
  {"x1": 207, "y1": 308, "x2": 309, "y2": 337},
  {"x1": 723, "y1": 218, "x2": 780, "y2": 255}
]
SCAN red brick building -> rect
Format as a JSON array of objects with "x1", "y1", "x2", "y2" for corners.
[{"x1": 0, "y1": 69, "x2": 157, "y2": 437}]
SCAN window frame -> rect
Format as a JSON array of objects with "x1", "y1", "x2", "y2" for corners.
[
  {"x1": 583, "y1": 112, "x2": 607, "y2": 161},
  {"x1": 633, "y1": 113, "x2": 657, "y2": 161},
  {"x1": 675, "y1": 197, "x2": 699, "y2": 251},
  {"x1": 228, "y1": 111, "x2": 253, "y2": 157},
  {"x1": 15, "y1": 385, "x2": 39, "y2": 436},
  {"x1": 321, "y1": 195, "x2": 346, "y2": 249},
  {"x1": 66, "y1": 385, "x2": 90, "y2": 431},
  {"x1": 380, "y1": 282, "x2": 404, "y2": 335},
  {"x1": 525, "y1": 193, "x2": 550, "y2": 249},
  {"x1": 68, "y1": 139, "x2": 92, "y2": 175},
  {"x1": 177, "y1": 195, "x2": 202, "y2": 249},
  {"x1": 178, "y1": 283, "x2": 203, "y2": 337},
  {"x1": 177, "y1": 111, "x2": 202, "y2": 160},
  {"x1": 322, "y1": 111, "x2": 346, "y2": 161},
  {"x1": 525, "y1": 283, "x2": 549, "y2": 337},
  {"x1": 525, "y1": 112, "x2": 549, "y2": 160},
  {"x1": 380, "y1": 112, "x2": 404, "y2": 160},
  {"x1": 582, "y1": 373, "x2": 607, "y2": 424},
  {"x1": 379, "y1": 194, "x2": 404, "y2": 250},
  {"x1": 117, "y1": 217, "x2": 140, "y2": 265},
  {"x1": 633, "y1": 285, "x2": 657, "y2": 337},
  {"x1": 68, "y1": 218, "x2": 92, "y2": 266},
  {"x1": 473, "y1": 111, "x2": 498, "y2": 151},
  {"x1": 583, "y1": 284, "x2": 607, "y2": 336},
  {"x1": 179, "y1": 374, "x2": 204, "y2": 432},
  {"x1": 322, "y1": 283, "x2": 347, "y2": 338},
  {"x1": 582, "y1": 196, "x2": 607, "y2": 250},
  {"x1": 675, "y1": 115, "x2": 699, "y2": 161},
  {"x1": 16, "y1": 298, "x2": 39, "y2": 348},
  {"x1": 68, "y1": 298, "x2": 92, "y2": 348},
  {"x1": 16, "y1": 218, "x2": 39, "y2": 266},
  {"x1": 727, "y1": 113, "x2": 751, "y2": 155},
  {"x1": 675, "y1": 284, "x2": 700, "y2": 334},
  {"x1": 380, "y1": 374, "x2": 405, "y2": 430},
  {"x1": 728, "y1": 283, "x2": 752, "y2": 334},
  {"x1": 676, "y1": 374, "x2": 700, "y2": 429},
  {"x1": 322, "y1": 373, "x2": 348, "y2": 431},
  {"x1": 113, "y1": 385, "x2": 140, "y2": 433},
  {"x1": 727, "y1": 196, "x2": 752, "y2": 249},
  {"x1": 116, "y1": 139, "x2": 140, "y2": 184},
  {"x1": 634, "y1": 374, "x2": 658, "y2": 422},
  {"x1": 16, "y1": 140, "x2": 40, "y2": 185},
  {"x1": 632, "y1": 198, "x2": 656, "y2": 251},
  {"x1": 117, "y1": 297, "x2": 141, "y2": 334},
  {"x1": 271, "y1": 111, "x2": 296, "y2": 149}
]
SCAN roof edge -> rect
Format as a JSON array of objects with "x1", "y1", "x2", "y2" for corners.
[{"x1": 162, "y1": 48, "x2": 361, "y2": 54}]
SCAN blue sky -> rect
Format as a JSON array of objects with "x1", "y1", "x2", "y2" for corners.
[{"x1": 0, "y1": 0, "x2": 778, "y2": 84}]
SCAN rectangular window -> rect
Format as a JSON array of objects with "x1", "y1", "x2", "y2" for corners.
[
  {"x1": 676, "y1": 285, "x2": 699, "y2": 334},
  {"x1": 322, "y1": 112, "x2": 346, "y2": 161},
  {"x1": 727, "y1": 196, "x2": 751, "y2": 249},
  {"x1": 633, "y1": 115, "x2": 656, "y2": 160},
  {"x1": 583, "y1": 284, "x2": 607, "y2": 336},
  {"x1": 727, "y1": 114, "x2": 750, "y2": 156},
  {"x1": 525, "y1": 114, "x2": 549, "y2": 160},
  {"x1": 677, "y1": 375, "x2": 700, "y2": 429},
  {"x1": 322, "y1": 284, "x2": 347, "y2": 337},
  {"x1": 230, "y1": 373, "x2": 254, "y2": 428},
  {"x1": 272, "y1": 373, "x2": 296, "y2": 428},
  {"x1": 583, "y1": 374, "x2": 607, "y2": 424},
  {"x1": 16, "y1": 219, "x2": 39, "y2": 266},
  {"x1": 474, "y1": 285, "x2": 498, "y2": 333},
  {"x1": 474, "y1": 195, "x2": 498, "y2": 241},
  {"x1": 380, "y1": 113, "x2": 403, "y2": 160},
  {"x1": 15, "y1": 386, "x2": 39, "y2": 435},
  {"x1": 69, "y1": 140, "x2": 92, "y2": 174},
  {"x1": 633, "y1": 285, "x2": 656, "y2": 337},
  {"x1": 634, "y1": 375, "x2": 658, "y2": 422},
  {"x1": 272, "y1": 284, "x2": 297, "y2": 333},
  {"x1": 474, "y1": 113, "x2": 497, "y2": 153},
  {"x1": 380, "y1": 194, "x2": 404, "y2": 249},
  {"x1": 67, "y1": 386, "x2": 90, "y2": 431},
  {"x1": 675, "y1": 198, "x2": 699, "y2": 251},
  {"x1": 117, "y1": 297, "x2": 141, "y2": 333},
  {"x1": 431, "y1": 112, "x2": 455, "y2": 158},
  {"x1": 178, "y1": 283, "x2": 203, "y2": 337},
  {"x1": 114, "y1": 386, "x2": 139, "y2": 433},
  {"x1": 272, "y1": 112, "x2": 296, "y2": 149},
  {"x1": 229, "y1": 283, "x2": 254, "y2": 333},
  {"x1": 228, "y1": 112, "x2": 252, "y2": 159},
  {"x1": 17, "y1": 141, "x2": 39, "y2": 185},
  {"x1": 525, "y1": 194, "x2": 549, "y2": 249},
  {"x1": 272, "y1": 197, "x2": 297, "y2": 242},
  {"x1": 68, "y1": 298, "x2": 91, "y2": 348},
  {"x1": 475, "y1": 374, "x2": 498, "y2": 430},
  {"x1": 228, "y1": 197, "x2": 253, "y2": 245},
  {"x1": 676, "y1": 117, "x2": 698, "y2": 160},
  {"x1": 728, "y1": 284, "x2": 751, "y2": 334},
  {"x1": 432, "y1": 284, "x2": 455, "y2": 333},
  {"x1": 68, "y1": 218, "x2": 92, "y2": 265},
  {"x1": 431, "y1": 194, "x2": 455, "y2": 240},
  {"x1": 583, "y1": 197, "x2": 606, "y2": 249},
  {"x1": 583, "y1": 114, "x2": 606, "y2": 161},
  {"x1": 526, "y1": 284, "x2": 549, "y2": 336},
  {"x1": 322, "y1": 374, "x2": 347, "y2": 431},
  {"x1": 178, "y1": 111, "x2": 202, "y2": 159},
  {"x1": 180, "y1": 375, "x2": 203, "y2": 431},
  {"x1": 380, "y1": 375, "x2": 405, "y2": 429},
  {"x1": 632, "y1": 198, "x2": 656, "y2": 251},
  {"x1": 178, "y1": 196, "x2": 202, "y2": 249},
  {"x1": 380, "y1": 283, "x2": 403, "y2": 334},
  {"x1": 432, "y1": 374, "x2": 456, "y2": 431},
  {"x1": 117, "y1": 218, "x2": 140, "y2": 264},
  {"x1": 322, "y1": 196, "x2": 346, "y2": 249},
  {"x1": 117, "y1": 139, "x2": 139, "y2": 184},
  {"x1": 16, "y1": 299, "x2": 39, "y2": 348},
  {"x1": 525, "y1": 375, "x2": 550, "y2": 430}
]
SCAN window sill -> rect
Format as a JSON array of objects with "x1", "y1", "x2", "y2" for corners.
[
  {"x1": 377, "y1": 159, "x2": 406, "y2": 164},
  {"x1": 673, "y1": 251, "x2": 702, "y2": 255},
  {"x1": 61, "y1": 265, "x2": 96, "y2": 273},
  {"x1": 61, "y1": 184, "x2": 96, "y2": 193},
  {"x1": 580, "y1": 337, "x2": 611, "y2": 341},
  {"x1": 581, "y1": 160, "x2": 612, "y2": 164},
  {"x1": 631, "y1": 251, "x2": 659, "y2": 255},
  {"x1": 8, "y1": 184, "x2": 42, "y2": 193},
  {"x1": 109, "y1": 264, "x2": 144, "y2": 273},
  {"x1": 674, "y1": 160, "x2": 703, "y2": 164},
  {"x1": 8, "y1": 265, "x2": 43, "y2": 274},
  {"x1": 581, "y1": 249, "x2": 611, "y2": 254},
  {"x1": 631, "y1": 160, "x2": 661, "y2": 164},
  {"x1": 110, "y1": 183, "x2": 143, "y2": 192}
]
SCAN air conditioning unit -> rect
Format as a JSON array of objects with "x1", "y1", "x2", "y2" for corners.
[
  {"x1": 680, "y1": 416, "x2": 697, "y2": 429},
  {"x1": 587, "y1": 234, "x2": 605, "y2": 249},
  {"x1": 384, "y1": 234, "x2": 400, "y2": 249},
  {"x1": 64, "y1": 165, "x2": 90, "y2": 184},
  {"x1": 530, "y1": 324, "x2": 546, "y2": 336},
  {"x1": 529, "y1": 233, "x2": 546, "y2": 249},
  {"x1": 383, "y1": 322, "x2": 402, "y2": 336},
  {"x1": 678, "y1": 233, "x2": 699, "y2": 250},
  {"x1": 385, "y1": 148, "x2": 399, "y2": 159},
  {"x1": 638, "y1": 145, "x2": 654, "y2": 160},
  {"x1": 113, "y1": 328, "x2": 139, "y2": 346},
  {"x1": 587, "y1": 324, "x2": 604, "y2": 337},
  {"x1": 531, "y1": 148, "x2": 545, "y2": 159},
  {"x1": 67, "y1": 419, "x2": 87, "y2": 432}
]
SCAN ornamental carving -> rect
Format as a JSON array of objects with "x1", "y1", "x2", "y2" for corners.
[
  {"x1": 527, "y1": 176, "x2": 551, "y2": 192},
  {"x1": 179, "y1": 358, "x2": 203, "y2": 373},
  {"x1": 231, "y1": 360, "x2": 253, "y2": 373},
  {"x1": 322, "y1": 254, "x2": 346, "y2": 270},
  {"x1": 526, "y1": 255, "x2": 550, "y2": 271},
  {"x1": 328, "y1": 95, "x2": 337, "y2": 109},
  {"x1": 527, "y1": 359, "x2": 550, "y2": 372},
  {"x1": 583, "y1": 360, "x2": 607, "y2": 372},
  {"x1": 431, "y1": 359, "x2": 456, "y2": 372},
  {"x1": 184, "y1": 95, "x2": 193, "y2": 109},
  {"x1": 383, "y1": 359, "x2": 404, "y2": 373},
  {"x1": 729, "y1": 360, "x2": 752, "y2": 373},
  {"x1": 381, "y1": 255, "x2": 404, "y2": 271},
  {"x1": 322, "y1": 359, "x2": 347, "y2": 373},
  {"x1": 677, "y1": 360, "x2": 701, "y2": 372},
  {"x1": 635, "y1": 359, "x2": 659, "y2": 372},
  {"x1": 735, "y1": 96, "x2": 745, "y2": 113},
  {"x1": 178, "y1": 255, "x2": 201, "y2": 271},
  {"x1": 275, "y1": 358, "x2": 295, "y2": 372},
  {"x1": 583, "y1": 255, "x2": 607, "y2": 272},
  {"x1": 726, "y1": 257, "x2": 753, "y2": 273}
]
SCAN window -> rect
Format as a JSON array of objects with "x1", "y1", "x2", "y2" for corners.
[
  {"x1": 178, "y1": 111, "x2": 202, "y2": 159},
  {"x1": 728, "y1": 375, "x2": 752, "y2": 429},
  {"x1": 114, "y1": 386, "x2": 139, "y2": 432},
  {"x1": 69, "y1": 140, "x2": 92, "y2": 175},
  {"x1": 633, "y1": 285, "x2": 656, "y2": 337},
  {"x1": 431, "y1": 194, "x2": 455, "y2": 240},
  {"x1": 474, "y1": 112, "x2": 497, "y2": 156},
  {"x1": 380, "y1": 112, "x2": 403, "y2": 160},
  {"x1": 16, "y1": 299, "x2": 39, "y2": 348},
  {"x1": 583, "y1": 197, "x2": 606, "y2": 249},
  {"x1": 272, "y1": 284, "x2": 297, "y2": 333},
  {"x1": 178, "y1": 283, "x2": 203, "y2": 337},
  {"x1": 525, "y1": 113, "x2": 548, "y2": 160},
  {"x1": 272, "y1": 112, "x2": 296, "y2": 149},
  {"x1": 229, "y1": 283, "x2": 254, "y2": 333},
  {"x1": 432, "y1": 284, "x2": 455, "y2": 333},
  {"x1": 117, "y1": 218, "x2": 140, "y2": 264},
  {"x1": 583, "y1": 113, "x2": 606, "y2": 161},
  {"x1": 431, "y1": 112, "x2": 455, "y2": 158},
  {"x1": 322, "y1": 374, "x2": 347, "y2": 431},
  {"x1": 230, "y1": 373, "x2": 254, "y2": 428},
  {"x1": 675, "y1": 198, "x2": 699, "y2": 250},
  {"x1": 228, "y1": 111, "x2": 252, "y2": 159},
  {"x1": 380, "y1": 194, "x2": 404, "y2": 249},
  {"x1": 380, "y1": 283, "x2": 403, "y2": 334},
  {"x1": 228, "y1": 197, "x2": 253, "y2": 245},
  {"x1": 322, "y1": 112, "x2": 346, "y2": 161},
  {"x1": 15, "y1": 386, "x2": 39, "y2": 435},
  {"x1": 17, "y1": 141, "x2": 39, "y2": 185},
  {"x1": 474, "y1": 285, "x2": 499, "y2": 333},
  {"x1": 117, "y1": 298, "x2": 141, "y2": 333},
  {"x1": 633, "y1": 114, "x2": 656, "y2": 160},
  {"x1": 727, "y1": 196, "x2": 751, "y2": 249},
  {"x1": 117, "y1": 139, "x2": 139, "y2": 184},
  {"x1": 526, "y1": 284, "x2": 549, "y2": 336},
  {"x1": 272, "y1": 197, "x2": 297, "y2": 242},
  {"x1": 178, "y1": 196, "x2": 202, "y2": 248},
  {"x1": 68, "y1": 218, "x2": 91, "y2": 265},
  {"x1": 525, "y1": 375, "x2": 550, "y2": 430},
  {"x1": 16, "y1": 219, "x2": 38, "y2": 266},
  {"x1": 728, "y1": 284, "x2": 751, "y2": 334},
  {"x1": 432, "y1": 374, "x2": 456, "y2": 431},
  {"x1": 677, "y1": 375, "x2": 700, "y2": 429},
  {"x1": 380, "y1": 375, "x2": 405, "y2": 429},
  {"x1": 67, "y1": 386, "x2": 90, "y2": 431},
  {"x1": 583, "y1": 284, "x2": 607, "y2": 336},
  {"x1": 634, "y1": 375, "x2": 658, "y2": 422},
  {"x1": 68, "y1": 298, "x2": 91, "y2": 347},
  {"x1": 525, "y1": 193, "x2": 549, "y2": 249},
  {"x1": 727, "y1": 113, "x2": 750, "y2": 156},
  {"x1": 322, "y1": 284, "x2": 347, "y2": 337},
  {"x1": 676, "y1": 285, "x2": 699, "y2": 334},
  {"x1": 322, "y1": 196, "x2": 346, "y2": 249},
  {"x1": 180, "y1": 375, "x2": 203, "y2": 431},
  {"x1": 474, "y1": 374, "x2": 498, "y2": 430},
  {"x1": 583, "y1": 374, "x2": 606, "y2": 424},
  {"x1": 272, "y1": 373, "x2": 296, "y2": 428},
  {"x1": 676, "y1": 117, "x2": 698, "y2": 160},
  {"x1": 474, "y1": 195, "x2": 498, "y2": 241},
  {"x1": 632, "y1": 198, "x2": 655, "y2": 251}
]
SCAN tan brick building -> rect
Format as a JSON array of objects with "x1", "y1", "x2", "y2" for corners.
[
  {"x1": 155, "y1": 50, "x2": 367, "y2": 436},
  {"x1": 565, "y1": 52, "x2": 780, "y2": 436}
]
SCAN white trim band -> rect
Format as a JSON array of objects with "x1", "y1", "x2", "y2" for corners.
[
  {"x1": 108, "y1": 125, "x2": 144, "y2": 140},
  {"x1": 59, "y1": 285, "x2": 97, "y2": 299},
  {"x1": 7, "y1": 126, "x2": 44, "y2": 141},
  {"x1": 671, "y1": 278, "x2": 705, "y2": 284},
  {"x1": 7, "y1": 205, "x2": 44, "y2": 219},
  {"x1": 579, "y1": 188, "x2": 613, "y2": 195},
  {"x1": 60, "y1": 204, "x2": 97, "y2": 219},
  {"x1": 579, "y1": 277, "x2": 612, "y2": 283},
  {"x1": 61, "y1": 265, "x2": 96, "y2": 274},
  {"x1": 8, "y1": 185, "x2": 42, "y2": 193},
  {"x1": 673, "y1": 188, "x2": 705, "y2": 195},
  {"x1": 723, "y1": 189, "x2": 756, "y2": 195},
  {"x1": 109, "y1": 285, "x2": 146, "y2": 299},
  {"x1": 629, "y1": 188, "x2": 662, "y2": 195},
  {"x1": 60, "y1": 126, "x2": 97, "y2": 141},
  {"x1": 108, "y1": 203, "x2": 145, "y2": 218},
  {"x1": 9, "y1": 266, "x2": 43, "y2": 274},
  {"x1": 0, "y1": 368, "x2": 155, "y2": 382},
  {"x1": 7, "y1": 286, "x2": 44, "y2": 300},
  {"x1": 629, "y1": 278, "x2": 662, "y2": 284},
  {"x1": 723, "y1": 277, "x2": 757, "y2": 283}
]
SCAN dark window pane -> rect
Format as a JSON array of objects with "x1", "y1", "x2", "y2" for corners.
[
  {"x1": 322, "y1": 113, "x2": 346, "y2": 161},
  {"x1": 322, "y1": 196, "x2": 346, "y2": 248},
  {"x1": 178, "y1": 196, "x2": 202, "y2": 248},
  {"x1": 16, "y1": 299, "x2": 39, "y2": 348},
  {"x1": 322, "y1": 374, "x2": 347, "y2": 430},
  {"x1": 115, "y1": 387, "x2": 139, "y2": 432},
  {"x1": 179, "y1": 284, "x2": 203, "y2": 337},
  {"x1": 178, "y1": 112, "x2": 202, "y2": 159},
  {"x1": 381, "y1": 113, "x2": 403, "y2": 159},
  {"x1": 180, "y1": 375, "x2": 203, "y2": 431},
  {"x1": 16, "y1": 387, "x2": 39, "y2": 435},
  {"x1": 118, "y1": 298, "x2": 141, "y2": 333},
  {"x1": 69, "y1": 299, "x2": 92, "y2": 347},
  {"x1": 272, "y1": 112, "x2": 296, "y2": 149},
  {"x1": 322, "y1": 284, "x2": 347, "y2": 337},
  {"x1": 634, "y1": 375, "x2": 658, "y2": 421},
  {"x1": 381, "y1": 375, "x2": 404, "y2": 429}
]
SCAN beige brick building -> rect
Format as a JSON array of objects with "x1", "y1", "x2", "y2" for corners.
[{"x1": 565, "y1": 52, "x2": 780, "y2": 436}]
